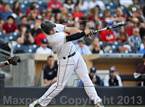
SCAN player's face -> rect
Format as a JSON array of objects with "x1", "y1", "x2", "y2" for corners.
[{"x1": 49, "y1": 29, "x2": 55, "y2": 35}]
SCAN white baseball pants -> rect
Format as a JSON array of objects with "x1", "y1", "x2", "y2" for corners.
[{"x1": 38, "y1": 52, "x2": 102, "y2": 106}]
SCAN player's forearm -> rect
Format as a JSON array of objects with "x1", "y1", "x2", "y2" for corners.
[
  {"x1": 64, "y1": 27, "x2": 82, "y2": 34},
  {"x1": 66, "y1": 32, "x2": 86, "y2": 42},
  {"x1": 65, "y1": 28, "x2": 92, "y2": 42}
]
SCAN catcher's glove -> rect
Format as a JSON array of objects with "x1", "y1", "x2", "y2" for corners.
[{"x1": 7, "y1": 56, "x2": 21, "y2": 65}]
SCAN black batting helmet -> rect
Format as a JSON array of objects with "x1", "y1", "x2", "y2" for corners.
[{"x1": 41, "y1": 20, "x2": 56, "y2": 35}]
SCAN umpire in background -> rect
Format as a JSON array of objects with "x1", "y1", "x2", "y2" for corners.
[{"x1": 43, "y1": 55, "x2": 58, "y2": 86}]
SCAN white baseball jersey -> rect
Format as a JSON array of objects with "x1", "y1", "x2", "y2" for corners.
[
  {"x1": 30, "y1": 23, "x2": 102, "y2": 107},
  {"x1": 47, "y1": 24, "x2": 76, "y2": 59}
]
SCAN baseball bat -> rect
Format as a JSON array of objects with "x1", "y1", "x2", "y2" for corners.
[{"x1": 93, "y1": 21, "x2": 126, "y2": 34}]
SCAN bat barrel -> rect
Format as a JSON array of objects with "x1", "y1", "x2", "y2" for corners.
[{"x1": 94, "y1": 21, "x2": 126, "y2": 34}]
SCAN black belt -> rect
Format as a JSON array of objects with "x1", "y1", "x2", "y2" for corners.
[{"x1": 63, "y1": 52, "x2": 76, "y2": 59}]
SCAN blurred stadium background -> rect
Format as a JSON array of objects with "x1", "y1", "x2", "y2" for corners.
[{"x1": 0, "y1": 0, "x2": 145, "y2": 107}]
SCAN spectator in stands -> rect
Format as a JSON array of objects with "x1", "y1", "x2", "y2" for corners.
[
  {"x1": 54, "y1": 13, "x2": 65, "y2": 24},
  {"x1": 1, "y1": 3, "x2": 13, "y2": 20},
  {"x1": 129, "y1": 5, "x2": 142, "y2": 22},
  {"x1": 88, "y1": 7, "x2": 100, "y2": 24},
  {"x1": 139, "y1": 37, "x2": 145, "y2": 54},
  {"x1": 91, "y1": 38, "x2": 102, "y2": 54},
  {"x1": 30, "y1": 15, "x2": 42, "y2": 36},
  {"x1": 48, "y1": 0, "x2": 63, "y2": 14},
  {"x1": 132, "y1": 0, "x2": 141, "y2": 8},
  {"x1": 115, "y1": 7, "x2": 126, "y2": 22},
  {"x1": 89, "y1": 0, "x2": 99, "y2": 10},
  {"x1": 76, "y1": 40, "x2": 92, "y2": 55},
  {"x1": 94, "y1": 0, "x2": 105, "y2": 11},
  {"x1": 72, "y1": 5, "x2": 84, "y2": 20},
  {"x1": 134, "y1": 54, "x2": 145, "y2": 86},
  {"x1": 12, "y1": 1, "x2": 21, "y2": 16},
  {"x1": 139, "y1": 23, "x2": 145, "y2": 40},
  {"x1": 86, "y1": 7, "x2": 100, "y2": 30},
  {"x1": 110, "y1": 0, "x2": 121, "y2": 8},
  {"x1": 0, "y1": 1, "x2": 5, "y2": 18},
  {"x1": 117, "y1": 27, "x2": 128, "y2": 43},
  {"x1": 118, "y1": 44, "x2": 131, "y2": 53},
  {"x1": 120, "y1": 0, "x2": 133, "y2": 7},
  {"x1": 104, "y1": 66, "x2": 123, "y2": 87},
  {"x1": 2, "y1": 16, "x2": 18, "y2": 34},
  {"x1": 0, "y1": 1, "x2": 4, "y2": 11},
  {"x1": 128, "y1": 27, "x2": 142, "y2": 52},
  {"x1": 0, "y1": 0, "x2": 144, "y2": 54},
  {"x1": 125, "y1": 21, "x2": 134, "y2": 37},
  {"x1": 17, "y1": 25, "x2": 34, "y2": 45},
  {"x1": 36, "y1": 38, "x2": 53, "y2": 55},
  {"x1": 103, "y1": 9, "x2": 114, "y2": 25},
  {"x1": 76, "y1": 0, "x2": 89, "y2": 13},
  {"x1": 27, "y1": 3, "x2": 40, "y2": 21},
  {"x1": 43, "y1": 55, "x2": 58, "y2": 86},
  {"x1": 43, "y1": 10, "x2": 51, "y2": 20},
  {"x1": 99, "y1": 29, "x2": 116, "y2": 43},
  {"x1": 20, "y1": 15, "x2": 28, "y2": 26},
  {"x1": 34, "y1": 29, "x2": 47, "y2": 46},
  {"x1": 64, "y1": 0, "x2": 74, "y2": 14},
  {"x1": 0, "y1": 17, "x2": 4, "y2": 32}
]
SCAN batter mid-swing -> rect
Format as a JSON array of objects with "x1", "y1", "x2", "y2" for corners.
[{"x1": 29, "y1": 21, "x2": 104, "y2": 107}]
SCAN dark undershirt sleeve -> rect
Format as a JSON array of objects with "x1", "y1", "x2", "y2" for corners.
[{"x1": 66, "y1": 32, "x2": 86, "y2": 42}]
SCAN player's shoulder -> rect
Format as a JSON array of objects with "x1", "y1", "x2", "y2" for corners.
[
  {"x1": 54, "y1": 24, "x2": 65, "y2": 32},
  {"x1": 47, "y1": 32, "x2": 66, "y2": 42}
]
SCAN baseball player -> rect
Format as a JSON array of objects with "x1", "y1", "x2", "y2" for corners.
[
  {"x1": 0, "y1": 56, "x2": 21, "y2": 67},
  {"x1": 29, "y1": 21, "x2": 104, "y2": 107}
]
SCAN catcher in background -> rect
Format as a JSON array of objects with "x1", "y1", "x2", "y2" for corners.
[{"x1": 0, "y1": 56, "x2": 21, "y2": 67}]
